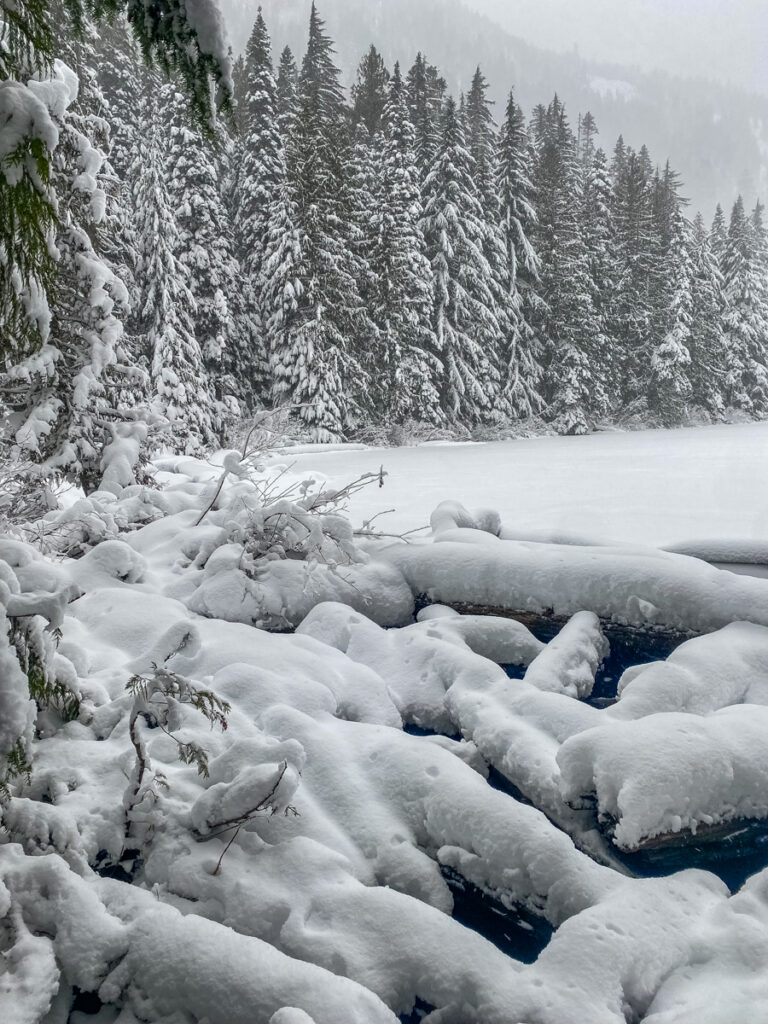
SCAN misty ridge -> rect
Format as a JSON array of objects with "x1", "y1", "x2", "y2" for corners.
[{"x1": 219, "y1": 0, "x2": 768, "y2": 218}]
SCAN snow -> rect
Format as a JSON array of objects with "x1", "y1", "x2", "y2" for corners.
[
  {"x1": 382, "y1": 534, "x2": 768, "y2": 633},
  {"x1": 559, "y1": 707, "x2": 768, "y2": 849},
  {"x1": 7, "y1": 423, "x2": 768, "y2": 1022},
  {"x1": 277, "y1": 421, "x2": 768, "y2": 547},
  {"x1": 589, "y1": 76, "x2": 638, "y2": 101}
]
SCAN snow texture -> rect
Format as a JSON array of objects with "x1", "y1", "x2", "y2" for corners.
[{"x1": 6, "y1": 438, "x2": 768, "y2": 1023}]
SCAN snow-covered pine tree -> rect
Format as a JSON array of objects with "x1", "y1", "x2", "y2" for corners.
[
  {"x1": 276, "y1": 45, "x2": 299, "y2": 139},
  {"x1": 580, "y1": 143, "x2": 618, "y2": 405},
  {"x1": 406, "y1": 52, "x2": 446, "y2": 179},
  {"x1": 421, "y1": 95, "x2": 503, "y2": 425},
  {"x1": 270, "y1": 1, "x2": 373, "y2": 439},
  {"x1": 0, "y1": 0, "x2": 228, "y2": 370},
  {"x1": 349, "y1": 122, "x2": 381, "y2": 342},
  {"x1": 710, "y1": 202, "x2": 728, "y2": 262},
  {"x1": 749, "y1": 198, "x2": 768, "y2": 349},
  {"x1": 610, "y1": 135, "x2": 627, "y2": 182},
  {"x1": 531, "y1": 96, "x2": 606, "y2": 433},
  {"x1": 370, "y1": 62, "x2": 441, "y2": 424},
  {"x1": 647, "y1": 206, "x2": 694, "y2": 426},
  {"x1": 688, "y1": 212, "x2": 727, "y2": 419},
  {"x1": 577, "y1": 112, "x2": 599, "y2": 172},
  {"x1": 91, "y1": 11, "x2": 141, "y2": 285},
  {"x1": 496, "y1": 90, "x2": 545, "y2": 418},
  {"x1": 132, "y1": 79, "x2": 217, "y2": 454},
  {"x1": 234, "y1": 8, "x2": 285, "y2": 396},
  {"x1": 10, "y1": 10, "x2": 130, "y2": 487},
  {"x1": 351, "y1": 44, "x2": 390, "y2": 137},
  {"x1": 611, "y1": 142, "x2": 657, "y2": 405},
  {"x1": 164, "y1": 84, "x2": 248, "y2": 425},
  {"x1": 466, "y1": 67, "x2": 498, "y2": 219},
  {"x1": 261, "y1": 179, "x2": 303, "y2": 412},
  {"x1": 0, "y1": 5, "x2": 61, "y2": 361},
  {"x1": 721, "y1": 196, "x2": 768, "y2": 416},
  {"x1": 464, "y1": 67, "x2": 522, "y2": 422},
  {"x1": 231, "y1": 53, "x2": 248, "y2": 135}
]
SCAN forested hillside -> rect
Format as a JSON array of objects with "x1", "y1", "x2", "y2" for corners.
[{"x1": 220, "y1": 0, "x2": 768, "y2": 218}]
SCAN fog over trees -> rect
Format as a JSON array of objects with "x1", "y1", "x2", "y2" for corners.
[{"x1": 218, "y1": 0, "x2": 768, "y2": 219}]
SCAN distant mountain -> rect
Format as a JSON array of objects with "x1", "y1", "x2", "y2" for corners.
[{"x1": 219, "y1": 0, "x2": 768, "y2": 218}]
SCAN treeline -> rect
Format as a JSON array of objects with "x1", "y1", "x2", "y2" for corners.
[{"x1": 6, "y1": 2, "x2": 768, "y2": 485}]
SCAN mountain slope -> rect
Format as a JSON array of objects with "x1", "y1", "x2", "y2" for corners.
[{"x1": 219, "y1": 0, "x2": 768, "y2": 218}]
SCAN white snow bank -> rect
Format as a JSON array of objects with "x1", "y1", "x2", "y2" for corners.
[
  {"x1": 414, "y1": 605, "x2": 545, "y2": 665},
  {"x1": 298, "y1": 603, "x2": 619, "y2": 868},
  {"x1": 665, "y1": 538, "x2": 768, "y2": 565},
  {"x1": 612, "y1": 622, "x2": 768, "y2": 719},
  {"x1": 558, "y1": 706, "x2": 768, "y2": 849},
  {"x1": 187, "y1": 556, "x2": 414, "y2": 630},
  {"x1": 523, "y1": 610, "x2": 607, "y2": 699},
  {"x1": 382, "y1": 537, "x2": 768, "y2": 633},
  {"x1": 643, "y1": 868, "x2": 768, "y2": 1024},
  {"x1": 0, "y1": 846, "x2": 398, "y2": 1024}
]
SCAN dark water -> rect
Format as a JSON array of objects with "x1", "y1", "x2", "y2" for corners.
[
  {"x1": 614, "y1": 821, "x2": 768, "y2": 892},
  {"x1": 441, "y1": 866, "x2": 553, "y2": 962},
  {"x1": 502, "y1": 615, "x2": 690, "y2": 708},
  {"x1": 399, "y1": 998, "x2": 437, "y2": 1023}
]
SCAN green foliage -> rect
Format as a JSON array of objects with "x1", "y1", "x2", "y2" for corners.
[
  {"x1": 72, "y1": 0, "x2": 230, "y2": 130},
  {"x1": 0, "y1": 0, "x2": 230, "y2": 371},
  {"x1": 8, "y1": 622, "x2": 81, "y2": 721},
  {"x1": 0, "y1": 0, "x2": 53, "y2": 78},
  {"x1": 0, "y1": 135, "x2": 58, "y2": 358},
  {"x1": 126, "y1": 666, "x2": 230, "y2": 778},
  {"x1": 1, "y1": 739, "x2": 32, "y2": 798}
]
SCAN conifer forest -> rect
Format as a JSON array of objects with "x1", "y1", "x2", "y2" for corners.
[{"x1": 3, "y1": 0, "x2": 768, "y2": 483}]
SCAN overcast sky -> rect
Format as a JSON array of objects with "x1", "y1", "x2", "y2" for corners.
[{"x1": 465, "y1": 0, "x2": 768, "y2": 95}]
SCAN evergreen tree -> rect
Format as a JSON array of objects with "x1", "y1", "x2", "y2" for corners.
[
  {"x1": 406, "y1": 52, "x2": 446, "y2": 178},
  {"x1": 371, "y1": 63, "x2": 441, "y2": 423},
  {"x1": 648, "y1": 207, "x2": 694, "y2": 425},
  {"x1": 421, "y1": 96, "x2": 503, "y2": 425},
  {"x1": 276, "y1": 45, "x2": 299, "y2": 139},
  {"x1": 234, "y1": 8, "x2": 283, "y2": 398},
  {"x1": 231, "y1": 53, "x2": 248, "y2": 136},
  {"x1": 710, "y1": 202, "x2": 728, "y2": 261},
  {"x1": 531, "y1": 96, "x2": 606, "y2": 432},
  {"x1": 1, "y1": 0, "x2": 230, "y2": 479},
  {"x1": 12, "y1": 9, "x2": 130, "y2": 485},
  {"x1": 261, "y1": 179, "x2": 304, "y2": 412},
  {"x1": 465, "y1": 67, "x2": 497, "y2": 218},
  {"x1": 721, "y1": 196, "x2": 768, "y2": 414},
  {"x1": 165, "y1": 85, "x2": 247, "y2": 422},
  {"x1": 581, "y1": 145, "x2": 618, "y2": 400},
  {"x1": 611, "y1": 144, "x2": 657, "y2": 403},
  {"x1": 273, "y1": 2, "x2": 373, "y2": 439},
  {"x1": 348, "y1": 124, "x2": 381, "y2": 331},
  {"x1": 688, "y1": 212, "x2": 727, "y2": 418},
  {"x1": 577, "y1": 111, "x2": 599, "y2": 172},
  {"x1": 92, "y1": 12, "x2": 142, "y2": 291},
  {"x1": 496, "y1": 90, "x2": 544, "y2": 418},
  {"x1": 351, "y1": 44, "x2": 390, "y2": 137},
  {"x1": 133, "y1": 80, "x2": 217, "y2": 453}
]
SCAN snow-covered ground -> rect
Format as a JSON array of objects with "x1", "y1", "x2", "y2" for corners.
[
  {"x1": 5, "y1": 423, "x2": 768, "y2": 1024},
  {"x1": 279, "y1": 421, "x2": 768, "y2": 546}
]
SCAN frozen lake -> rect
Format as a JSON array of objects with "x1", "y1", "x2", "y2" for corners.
[{"x1": 277, "y1": 421, "x2": 768, "y2": 546}]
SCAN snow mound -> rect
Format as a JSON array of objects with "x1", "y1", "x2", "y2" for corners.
[
  {"x1": 612, "y1": 622, "x2": 768, "y2": 719},
  {"x1": 382, "y1": 534, "x2": 768, "y2": 633},
  {"x1": 558, "y1": 706, "x2": 768, "y2": 849}
]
